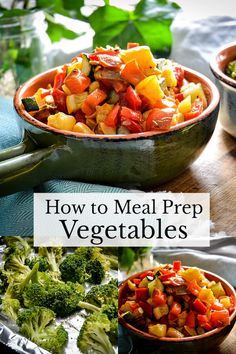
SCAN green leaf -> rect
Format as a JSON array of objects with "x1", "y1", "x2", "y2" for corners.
[
  {"x1": 0, "y1": 9, "x2": 32, "y2": 17},
  {"x1": 118, "y1": 248, "x2": 136, "y2": 271},
  {"x1": 46, "y1": 20, "x2": 79, "y2": 42},
  {"x1": 36, "y1": 0, "x2": 68, "y2": 16},
  {"x1": 62, "y1": 0, "x2": 85, "y2": 20},
  {"x1": 88, "y1": 4, "x2": 129, "y2": 33}
]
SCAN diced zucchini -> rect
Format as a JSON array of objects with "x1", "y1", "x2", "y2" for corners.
[
  {"x1": 117, "y1": 126, "x2": 130, "y2": 135},
  {"x1": 148, "y1": 277, "x2": 164, "y2": 296},
  {"x1": 67, "y1": 58, "x2": 83, "y2": 75},
  {"x1": 120, "y1": 311, "x2": 135, "y2": 322},
  {"x1": 73, "y1": 122, "x2": 94, "y2": 134},
  {"x1": 108, "y1": 90, "x2": 119, "y2": 104},
  {"x1": 89, "y1": 81, "x2": 100, "y2": 93},
  {"x1": 138, "y1": 277, "x2": 149, "y2": 288},
  {"x1": 66, "y1": 93, "x2": 88, "y2": 114},
  {"x1": 184, "y1": 326, "x2": 197, "y2": 336},
  {"x1": 148, "y1": 324, "x2": 167, "y2": 337},
  {"x1": 166, "y1": 327, "x2": 184, "y2": 338},
  {"x1": 99, "y1": 122, "x2": 116, "y2": 135},
  {"x1": 62, "y1": 84, "x2": 72, "y2": 95},
  {"x1": 127, "y1": 279, "x2": 136, "y2": 292},
  {"x1": 22, "y1": 97, "x2": 39, "y2": 111},
  {"x1": 81, "y1": 54, "x2": 91, "y2": 76},
  {"x1": 153, "y1": 304, "x2": 169, "y2": 320},
  {"x1": 210, "y1": 282, "x2": 226, "y2": 298},
  {"x1": 96, "y1": 103, "x2": 114, "y2": 123},
  {"x1": 181, "y1": 83, "x2": 207, "y2": 108}
]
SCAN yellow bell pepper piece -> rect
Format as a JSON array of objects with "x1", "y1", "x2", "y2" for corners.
[
  {"x1": 127, "y1": 279, "x2": 136, "y2": 292},
  {"x1": 136, "y1": 75, "x2": 164, "y2": 105},
  {"x1": 162, "y1": 66, "x2": 177, "y2": 87},
  {"x1": 73, "y1": 122, "x2": 94, "y2": 134},
  {"x1": 220, "y1": 296, "x2": 231, "y2": 308},
  {"x1": 48, "y1": 112, "x2": 76, "y2": 131},
  {"x1": 120, "y1": 46, "x2": 157, "y2": 76},
  {"x1": 198, "y1": 288, "x2": 215, "y2": 304},
  {"x1": 179, "y1": 267, "x2": 205, "y2": 285},
  {"x1": 148, "y1": 324, "x2": 167, "y2": 337}
]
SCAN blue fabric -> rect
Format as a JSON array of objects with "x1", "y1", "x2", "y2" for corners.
[{"x1": 0, "y1": 97, "x2": 125, "y2": 235}]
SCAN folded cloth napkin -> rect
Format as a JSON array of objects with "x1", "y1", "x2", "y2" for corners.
[{"x1": 0, "y1": 97, "x2": 125, "y2": 235}]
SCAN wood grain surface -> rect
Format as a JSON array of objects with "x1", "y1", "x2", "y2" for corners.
[{"x1": 153, "y1": 123, "x2": 236, "y2": 236}]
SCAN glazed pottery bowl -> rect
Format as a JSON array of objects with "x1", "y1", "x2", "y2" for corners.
[
  {"x1": 0, "y1": 66, "x2": 219, "y2": 196},
  {"x1": 210, "y1": 41, "x2": 236, "y2": 138},
  {"x1": 118, "y1": 267, "x2": 236, "y2": 353}
]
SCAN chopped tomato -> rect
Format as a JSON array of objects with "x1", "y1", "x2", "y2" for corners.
[
  {"x1": 158, "y1": 269, "x2": 176, "y2": 282},
  {"x1": 125, "y1": 86, "x2": 142, "y2": 111},
  {"x1": 211, "y1": 310, "x2": 230, "y2": 328},
  {"x1": 121, "y1": 119, "x2": 143, "y2": 133},
  {"x1": 112, "y1": 80, "x2": 128, "y2": 93},
  {"x1": 186, "y1": 311, "x2": 195, "y2": 328},
  {"x1": 64, "y1": 70, "x2": 91, "y2": 94},
  {"x1": 193, "y1": 299, "x2": 207, "y2": 314},
  {"x1": 52, "y1": 89, "x2": 67, "y2": 113},
  {"x1": 139, "y1": 301, "x2": 153, "y2": 318},
  {"x1": 152, "y1": 289, "x2": 167, "y2": 307},
  {"x1": 96, "y1": 54, "x2": 122, "y2": 69},
  {"x1": 211, "y1": 301, "x2": 224, "y2": 311},
  {"x1": 135, "y1": 288, "x2": 149, "y2": 302},
  {"x1": 89, "y1": 49, "x2": 119, "y2": 57},
  {"x1": 127, "y1": 42, "x2": 140, "y2": 49},
  {"x1": 130, "y1": 303, "x2": 140, "y2": 312},
  {"x1": 152, "y1": 98, "x2": 176, "y2": 109},
  {"x1": 120, "y1": 107, "x2": 142, "y2": 123},
  {"x1": 133, "y1": 278, "x2": 141, "y2": 285},
  {"x1": 187, "y1": 280, "x2": 201, "y2": 297},
  {"x1": 203, "y1": 322, "x2": 213, "y2": 331},
  {"x1": 75, "y1": 110, "x2": 86, "y2": 124},
  {"x1": 173, "y1": 260, "x2": 182, "y2": 271},
  {"x1": 170, "y1": 302, "x2": 181, "y2": 317},
  {"x1": 53, "y1": 69, "x2": 66, "y2": 90},
  {"x1": 197, "y1": 314, "x2": 209, "y2": 326},
  {"x1": 120, "y1": 59, "x2": 146, "y2": 86},
  {"x1": 228, "y1": 295, "x2": 236, "y2": 315},
  {"x1": 82, "y1": 89, "x2": 107, "y2": 116},
  {"x1": 174, "y1": 66, "x2": 184, "y2": 87},
  {"x1": 145, "y1": 108, "x2": 174, "y2": 131},
  {"x1": 104, "y1": 104, "x2": 120, "y2": 128},
  {"x1": 139, "y1": 270, "x2": 154, "y2": 280},
  {"x1": 184, "y1": 98, "x2": 203, "y2": 121},
  {"x1": 175, "y1": 93, "x2": 184, "y2": 102}
]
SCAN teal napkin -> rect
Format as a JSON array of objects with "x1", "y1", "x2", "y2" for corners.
[{"x1": 0, "y1": 97, "x2": 125, "y2": 235}]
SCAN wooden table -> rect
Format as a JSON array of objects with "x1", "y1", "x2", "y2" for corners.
[{"x1": 155, "y1": 123, "x2": 236, "y2": 236}]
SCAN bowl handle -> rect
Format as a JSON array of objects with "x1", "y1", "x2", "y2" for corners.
[{"x1": 0, "y1": 137, "x2": 62, "y2": 197}]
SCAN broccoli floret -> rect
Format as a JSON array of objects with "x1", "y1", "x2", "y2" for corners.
[
  {"x1": 38, "y1": 247, "x2": 63, "y2": 274},
  {"x1": 108, "y1": 318, "x2": 118, "y2": 346},
  {"x1": 75, "y1": 247, "x2": 111, "y2": 271},
  {"x1": 86, "y1": 259, "x2": 105, "y2": 284},
  {"x1": 25, "y1": 256, "x2": 49, "y2": 272},
  {"x1": 59, "y1": 254, "x2": 90, "y2": 284},
  {"x1": 0, "y1": 268, "x2": 8, "y2": 294},
  {"x1": 77, "y1": 312, "x2": 115, "y2": 354},
  {"x1": 23, "y1": 276, "x2": 85, "y2": 317},
  {"x1": 85, "y1": 283, "x2": 117, "y2": 307},
  {"x1": 2, "y1": 297, "x2": 20, "y2": 321},
  {"x1": 3, "y1": 236, "x2": 31, "y2": 258},
  {"x1": 17, "y1": 306, "x2": 68, "y2": 354},
  {"x1": 108, "y1": 278, "x2": 118, "y2": 287}
]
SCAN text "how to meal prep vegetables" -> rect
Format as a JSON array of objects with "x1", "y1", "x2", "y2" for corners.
[{"x1": 34, "y1": 193, "x2": 210, "y2": 247}]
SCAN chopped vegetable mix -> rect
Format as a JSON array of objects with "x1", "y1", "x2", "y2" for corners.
[
  {"x1": 119, "y1": 261, "x2": 235, "y2": 338},
  {"x1": 225, "y1": 59, "x2": 236, "y2": 80},
  {"x1": 22, "y1": 43, "x2": 208, "y2": 135}
]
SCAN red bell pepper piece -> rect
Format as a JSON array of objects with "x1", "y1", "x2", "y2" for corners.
[
  {"x1": 53, "y1": 69, "x2": 66, "y2": 90},
  {"x1": 125, "y1": 86, "x2": 142, "y2": 111},
  {"x1": 158, "y1": 269, "x2": 176, "y2": 282},
  {"x1": 187, "y1": 280, "x2": 202, "y2": 297},
  {"x1": 228, "y1": 295, "x2": 236, "y2": 315},
  {"x1": 184, "y1": 98, "x2": 203, "y2": 121},
  {"x1": 139, "y1": 270, "x2": 155, "y2": 280},
  {"x1": 210, "y1": 310, "x2": 230, "y2": 328},
  {"x1": 170, "y1": 301, "x2": 182, "y2": 317},
  {"x1": 139, "y1": 301, "x2": 153, "y2": 318},
  {"x1": 121, "y1": 119, "x2": 143, "y2": 133},
  {"x1": 52, "y1": 89, "x2": 67, "y2": 113},
  {"x1": 120, "y1": 59, "x2": 146, "y2": 86},
  {"x1": 185, "y1": 310, "x2": 196, "y2": 328},
  {"x1": 104, "y1": 104, "x2": 120, "y2": 128},
  {"x1": 130, "y1": 303, "x2": 140, "y2": 312},
  {"x1": 135, "y1": 288, "x2": 149, "y2": 302},
  {"x1": 211, "y1": 301, "x2": 224, "y2": 311},
  {"x1": 173, "y1": 260, "x2": 182, "y2": 271},
  {"x1": 120, "y1": 107, "x2": 142, "y2": 123},
  {"x1": 75, "y1": 110, "x2": 86, "y2": 124},
  {"x1": 152, "y1": 289, "x2": 167, "y2": 307},
  {"x1": 193, "y1": 299, "x2": 207, "y2": 314}
]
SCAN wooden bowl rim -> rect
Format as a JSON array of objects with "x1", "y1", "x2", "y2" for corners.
[
  {"x1": 118, "y1": 266, "x2": 236, "y2": 342},
  {"x1": 14, "y1": 65, "x2": 219, "y2": 141}
]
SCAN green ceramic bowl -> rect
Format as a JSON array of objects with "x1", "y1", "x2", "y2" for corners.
[
  {"x1": 118, "y1": 267, "x2": 236, "y2": 353},
  {"x1": 0, "y1": 66, "x2": 220, "y2": 196}
]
